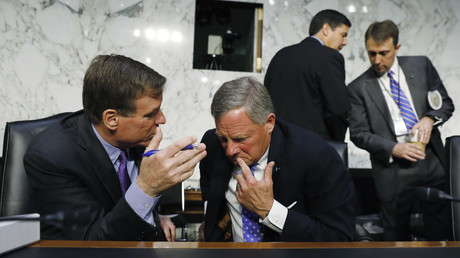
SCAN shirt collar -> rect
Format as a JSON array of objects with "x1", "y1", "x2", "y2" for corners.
[
  {"x1": 91, "y1": 124, "x2": 122, "y2": 165},
  {"x1": 311, "y1": 36, "x2": 324, "y2": 46},
  {"x1": 386, "y1": 57, "x2": 400, "y2": 78},
  {"x1": 254, "y1": 145, "x2": 269, "y2": 167}
]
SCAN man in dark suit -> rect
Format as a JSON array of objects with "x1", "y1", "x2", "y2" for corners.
[
  {"x1": 24, "y1": 54, "x2": 207, "y2": 241},
  {"x1": 199, "y1": 77, "x2": 355, "y2": 242},
  {"x1": 264, "y1": 9, "x2": 351, "y2": 142},
  {"x1": 348, "y1": 20, "x2": 454, "y2": 240}
]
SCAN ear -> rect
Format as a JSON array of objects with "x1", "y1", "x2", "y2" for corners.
[
  {"x1": 321, "y1": 23, "x2": 331, "y2": 37},
  {"x1": 102, "y1": 109, "x2": 119, "y2": 131},
  {"x1": 265, "y1": 113, "x2": 276, "y2": 134},
  {"x1": 395, "y1": 43, "x2": 402, "y2": 54}
]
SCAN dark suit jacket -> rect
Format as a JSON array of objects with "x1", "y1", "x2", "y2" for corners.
[
  {"x1": 24, "y1": 110, "x2": 164, "y2": 240},
  {"x1": 348, "y1": 56, "x2": 454, "y2": 201},
  {"x1": 199, "y1": 118, "x2": 355, "y2": 242},
  {"x1": 264, "y1": 37, "x2": 350, "y2": 141}
]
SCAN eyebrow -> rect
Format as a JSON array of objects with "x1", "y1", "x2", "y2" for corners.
[
  {"x1": 144, "y1": 106, "x2": 160, "y2": 117},
  {"x1": 368, "y1": 50, "x2": 389, "y2": 54}
]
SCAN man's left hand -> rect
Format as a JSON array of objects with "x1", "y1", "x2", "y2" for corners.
[
  {"x1": 235, "y1": 158, "x2": 275, "y2": 219},
  {"x1": 412, "y1": 116, "x2": 434, "y2": 144},
  {"x1": 159, "y1": 214, "x2": 176, "y2": 242}
]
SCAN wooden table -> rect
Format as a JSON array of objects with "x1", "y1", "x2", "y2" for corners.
[{"x1": 3, "y1": 240, "x2": 459, "y2": 258}]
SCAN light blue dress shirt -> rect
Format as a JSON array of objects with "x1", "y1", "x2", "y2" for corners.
[{"x1": 92, "y1": 125, "x2": 159, "y2": 225}]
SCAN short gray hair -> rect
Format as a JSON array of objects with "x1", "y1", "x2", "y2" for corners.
[{"x1": 211, "y1": 77, "x2": 274, "y2": 125}]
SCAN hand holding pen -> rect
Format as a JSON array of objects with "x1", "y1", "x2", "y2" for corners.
[
  {"x1": 142, "y1": 144, "x2": 198, "y2": 157},
  {"x1": 136, "y1": 127, "x2": 207, "y2": 197}
]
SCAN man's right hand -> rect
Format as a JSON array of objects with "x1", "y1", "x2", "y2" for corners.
[
  {"x1": 136, "y1": 127, "x2": 207, "y2": 197},
  {"x1": 391, "y1": 142, "x2": 425, "y2": 162},
  {"x1": 198, "y1": 221, "x2": 205, "y2": 241}
]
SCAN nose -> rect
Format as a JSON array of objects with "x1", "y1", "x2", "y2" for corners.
[
  {"x1": 226, "y1": 140, "x2": 240, "y2": 157},
  {"x1": 342, "y1": 37, "x2": 347, "y2": 46},
  {"x1": 374, "y1": 55, "x2": 382, "y2": 64},
  {"x1": 155, "y1": 109, "x2": 166, "y2": 125}
]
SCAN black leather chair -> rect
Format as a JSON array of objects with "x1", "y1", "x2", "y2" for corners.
[
  {"x1": 327, "y1": 140, "x2": 348, "y2": 167},
  {"x1": 446, "y1": 135, "x2": 460, "y2": 240},
  {"x1": 327, "y1": 141, "x2": 373, "y2": 241},
  {"x1": 158, "y1": 183, "x2": 188, "y2": 241},
  {"x1": 0, "y1": 113, "x2": 70, "y2": 216}
]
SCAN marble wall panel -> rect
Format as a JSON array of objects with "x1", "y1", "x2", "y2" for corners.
[{"x1": 1, "y1": 0, "x2": 459, "y2": 186}]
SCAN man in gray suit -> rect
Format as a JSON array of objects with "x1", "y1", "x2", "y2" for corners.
[{"x1": 348, "y1": 20, "x2": 454, "y2": 241}]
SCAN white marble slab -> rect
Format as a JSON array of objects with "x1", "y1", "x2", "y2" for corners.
[{"x1": 1, "y1": 0, "x2": 459, "y2": 186}]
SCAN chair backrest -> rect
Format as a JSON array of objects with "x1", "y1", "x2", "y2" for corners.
[
  {"x1": 158, "y1": 182, "x2": 184, "y2": 214},
  {"x1": 0, "y1": 112, "x2": 70, "y2": 216},
  {"x1": 446, "y1": 135, "x2": 460, "y2": 240},
  {"x1": 327, "y1": 140, "x2": 348, "y2": 168}
]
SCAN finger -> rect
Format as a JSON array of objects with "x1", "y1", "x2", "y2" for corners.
[
  {"x1": 177, "y1": 169, "x2": 196, "y2": 183},
  {"x1": 174, "y1": 143, "x2": 207, "y2": 166},
  {"x1": 408, "y1": 143, "x2": 424, "y2": 153},
  {"x1": 407, "y1": 145, "x2": 425, "y2": 160},
  {"x1": 198, "y1": 222, "x2": 205, "y2": 241},
  {"x1": 175, "y1": 149, "x2": 207, "y2": 181},
  {"x1": 424, "y1": 134, "x2": 431, "y2": 145},
  {"x1": 170, "y1": 224, "x2": 176, "y2": 242},
  {"x1": 235, "y1": 174, "x2": 246, "y2": 191},
  {"x1": 404, "y1": 151, "x2": 419, "y2": 162},
  {"x1": 263, "y1": 161, "x2": 275, "y2": 182},
  {"x1": 235, "y1": 184, "x2": 242, "y2": 202},
  {"x1": 161, "y1": 136, "x2": 198, "y2": 157},
  {"x1": 236, "y1": 158, "x2": 254, "y2": 180},
  {"x1": 411, "y1": 125, "x2": 420, "y2": 136},
  {"x1": 145, "y1": 127, "x2": 163, "y2": 152},
  {"x1": 163, "y1": 225, "x2": 171, "y2": 242}
]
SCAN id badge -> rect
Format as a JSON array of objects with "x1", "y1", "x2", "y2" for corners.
[{"x1": 394, "y1": 118, "x2": 409, "y2": 136}]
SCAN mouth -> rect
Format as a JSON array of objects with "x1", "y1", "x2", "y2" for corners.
[
  {"x1": 373, "y1": 65, "x2": 385, "y2": 72},
  {"x1": 228, "y1": 155, "x2": 241, "y2": 165}
]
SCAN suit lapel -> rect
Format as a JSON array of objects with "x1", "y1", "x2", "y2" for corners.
[
  {"x1": 76, "y1": 115, "x2": 122, "y2": 205},
  {"x1": 267, "y1": 123, "x2": 285, "y2": 197},
  {"x1": 364, "y1": 69, "x2": 397, "y2": 135},
  {"x1": 398, "y1": 57, "x2": 425, "y2": 119}
]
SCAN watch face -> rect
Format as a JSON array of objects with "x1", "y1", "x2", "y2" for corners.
[{"x1": 427, "y1": 90, "x2": 442, "y2": 110}]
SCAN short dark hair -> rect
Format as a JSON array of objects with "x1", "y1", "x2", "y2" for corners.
[
  {"x1": 82, "y1": 54, "x2": 166, "y2": 124},
  {"x1": 211, "y1": 77, "x2": 274, "y2": 125},
  {"x1": 365, "y1": 20, "x2": 399, "y2": 47},
  {"x1": 309, "y1": 9, "x2": 351, "y2": 35}
]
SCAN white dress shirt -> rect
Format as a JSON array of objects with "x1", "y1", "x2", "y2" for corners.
[
  {"x1": 377, "y1": 58, "x2": 418, "y2": 144},
  {"x1": 224, "y1": 147, "x2": 288, "y2": 242}
]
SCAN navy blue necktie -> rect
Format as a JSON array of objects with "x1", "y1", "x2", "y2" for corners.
[
  {"x1": 242, "y1": 164, "x2": 264, "y2": 242},
  {"x1": 388, "y1": 70, "x2": 418, "y2": 130}
]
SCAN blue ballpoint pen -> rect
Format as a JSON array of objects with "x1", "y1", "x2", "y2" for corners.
[{"x1": 142, "y1": 144, "x2": 197, "y2": 157}]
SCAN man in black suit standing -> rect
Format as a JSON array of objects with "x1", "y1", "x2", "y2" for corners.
[
  {"x1": 199, "y1": 77, "x2": 355, "y2": 242},
  {"x1": 348, "y1": 20, "x2": 454, "y2": 240},
  {"x1": 264, "y1": 9, "x2": 351, "y2": 142},
  {"x1": 24, "y1": 54, "x2": 207, "y2": 241}
]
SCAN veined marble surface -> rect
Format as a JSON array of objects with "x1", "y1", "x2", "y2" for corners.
[{"x1": 1, "y1": 0, "x2": 459, "y2": 186}]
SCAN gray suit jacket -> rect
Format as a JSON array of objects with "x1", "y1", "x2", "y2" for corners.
[{"x1": 347, "y1": 56, "x2": 454, "y2": 201}]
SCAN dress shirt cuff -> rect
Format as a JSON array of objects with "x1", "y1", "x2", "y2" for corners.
[
  {"x1": 203, "y1": 200, "x2": 208, "y2": 215},
  {"x1": 125, "y1": 182, "x2": 160, "y2": 225},
  {"x1": 259, "y1": 200, "x2": 287, "y2": 233},
  {"x1": 432, "y1": 116, "x2": 443, "y2": 126}
]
